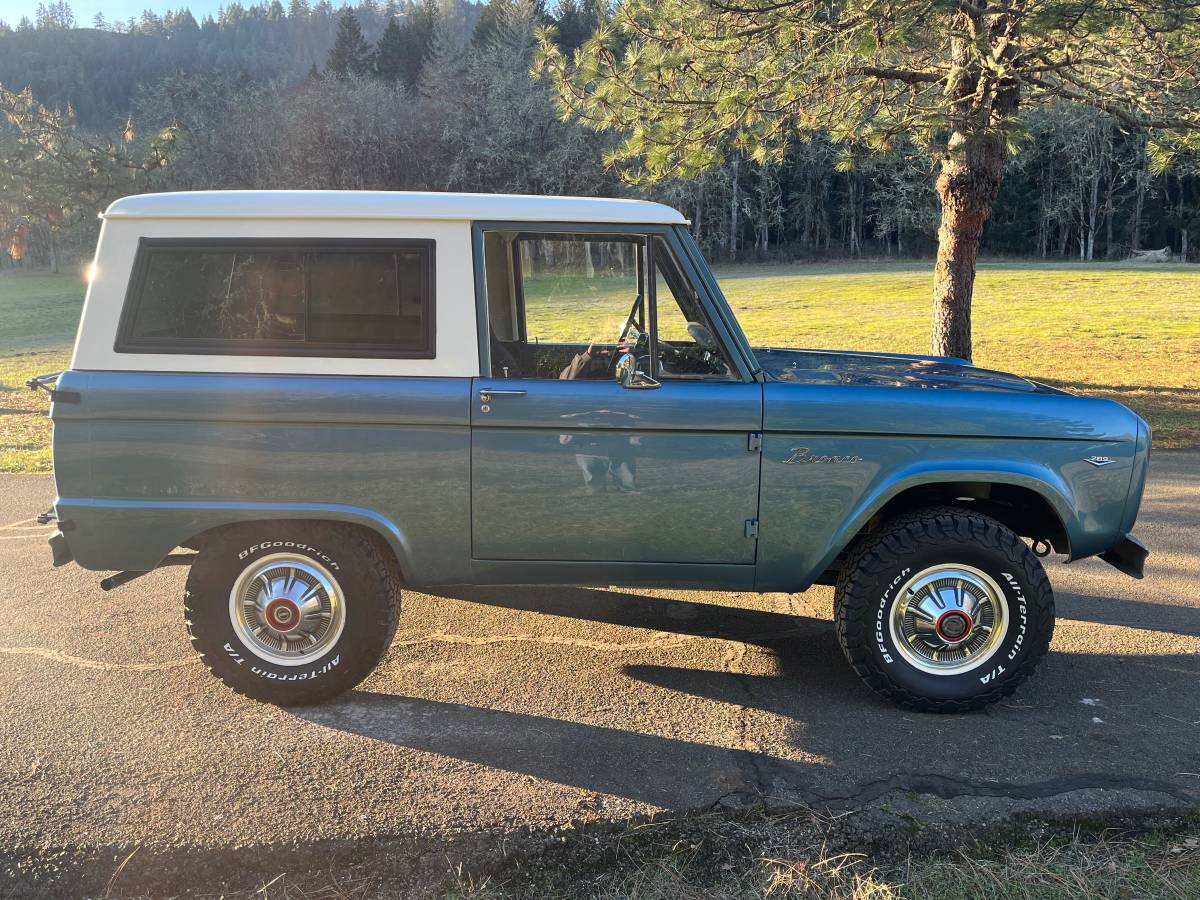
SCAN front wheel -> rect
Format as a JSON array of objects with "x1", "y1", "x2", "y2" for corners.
[
  {"x1": 184, "y1": 522, "x2": 401, "y2": 705},
  {"x1": 835, "y1": 507, "x2": 1054, "y2": 712}
]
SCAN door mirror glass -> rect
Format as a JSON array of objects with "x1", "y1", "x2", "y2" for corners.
[{"x1": 615, "y1": 352, "x2": 660, "y2": 390}]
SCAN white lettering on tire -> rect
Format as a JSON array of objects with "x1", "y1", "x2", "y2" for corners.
[
  {"x1": 1000, "y1": 571, "x2": 1028, "y2": 663},
  {"x1": 223, "y1": 642, "x2": 245, "y2": 666},
  {"x1": 978, "y1": 572, "x2": 1029, "y2": 683},
  {"x1": 248, "y1": 654, "x2": 341, "y2": 681},
  {"x1": 237, "y1": 541, "x2": 340, "y2": 571},
  {"x1": 875, "y1": 567, "x2": 911, "y2": 665}
]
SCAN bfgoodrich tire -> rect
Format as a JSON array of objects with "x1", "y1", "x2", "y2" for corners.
[
  {"x1": 835, "y1": 507, "x2": 1054, "y2": 712},
  {"x1": 184, "y1": 522, "x2": 400, "y2": 705}
]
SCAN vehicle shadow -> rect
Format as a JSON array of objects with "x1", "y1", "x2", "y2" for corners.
[
  {"x1": 300, "y1": 690, "x2": 827, "y2": 809},
  {"x1": 433, "y1": 585, "x2": 829, "y2": 646},
  {"x1": 303, "y1": 584, "x2": 1200, "y2": 811},
  {"x1": 1056, "y1": 589, "x2": 1200, "y2": 638},
  {"x1": 438, "y1": 582, "x2": 1200, "y2": 646}
]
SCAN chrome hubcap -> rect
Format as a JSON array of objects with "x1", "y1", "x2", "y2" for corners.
[
  {"x1": 889, "y1": 564, "x2": 1008, "y2": 675},
  {"x1": 229, "y1": 553, "x2": 345, "y2": 666}
]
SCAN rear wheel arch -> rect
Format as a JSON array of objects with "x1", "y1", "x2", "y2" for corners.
[{"x1": 181, "y1": 514, "x2": 411, "y2": 584}]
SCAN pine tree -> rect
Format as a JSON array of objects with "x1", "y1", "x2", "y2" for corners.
[
  {"x1": 471, "y1": 0, "x2": 506, "y2": 46},
  {"x1": 540, "y1": 0, "x2": 1200, "y2": 361},
  {"x1": 393, "y1": 0, "x2": 438, "y2": 89},
  {"x1": 550, "y1": 0, "x2": 599, "y2": 53},
  {"x1": 325, "y1": 7, "x2": 371, "y2": 77},
  {"x1": 474, "y1": 0, "x2": 544, "y2": 47},
  {"x1": 374, "y1": 17, "x2": 405, "y2": 82}
]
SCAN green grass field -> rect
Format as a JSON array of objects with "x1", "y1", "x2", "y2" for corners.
[
  {"x1": 2, "y1": 261, "x2": 1198, "y2": 473},
  {"x1": 0, "y1": 273, "x2": 79, "y2": 473}
]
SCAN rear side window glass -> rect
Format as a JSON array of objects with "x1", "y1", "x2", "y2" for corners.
[{"x1": 118, "y1": 240, "x2": 434, "y2": 357}]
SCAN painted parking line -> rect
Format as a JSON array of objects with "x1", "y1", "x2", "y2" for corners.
[
  {"x1": 3, "y1": 517, "x2": 56, "y2": 530},
  {"x1": 1, "y1": 518, "x2": 57, "y2": 540}
]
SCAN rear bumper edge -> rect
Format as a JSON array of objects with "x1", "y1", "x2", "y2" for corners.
[{"x1": 48, "y1": 531, "x2": 74, "y2": 567}]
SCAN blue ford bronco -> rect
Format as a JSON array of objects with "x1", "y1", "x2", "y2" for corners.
[{"x1": 33, "y1": 190, "x2": 1150, "y2": 711}]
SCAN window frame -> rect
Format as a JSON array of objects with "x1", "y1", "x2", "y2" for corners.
[
  {"x1": 114, "y1": 237, "x2": 437, "y2": 359},
  {"x1": 473, "y1": 222, "x2": 754, "y2": 383}
]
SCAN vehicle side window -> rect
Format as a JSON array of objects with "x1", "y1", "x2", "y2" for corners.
[
  {"x1": 117, "y1": 240, "x2": 434, "y2": 357},
  {"x1": 651, "y1": 237, "x2": 735, "y2": 380},
  {"x1": 489, "y1": 234, "x2": 647, "y2": 380},
  {"x1": 482, "y1": 231, "x2": 738, "y2": 381}
]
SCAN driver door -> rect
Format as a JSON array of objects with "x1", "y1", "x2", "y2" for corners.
[{"x1": 470, "y1": 228, "x2": 762, "y2": 565}]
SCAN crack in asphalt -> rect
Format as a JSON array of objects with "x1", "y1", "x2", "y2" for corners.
[
  {"x1": 0, "y1": 646, "x2": 198, "y2": 671},
  {"x1": 720, "y1": 639, "x2": 779, "y2": 798},
  {"x1": 741, "y1": 768, "x2": 1199, "y2": 811}
]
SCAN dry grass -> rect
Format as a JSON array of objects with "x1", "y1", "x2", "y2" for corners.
[
  {"x1": 432, "y1": 817, "x2": 1200, "y2": 900},
  {"x1": 2, "y1": 260, "x2": 1198, "y2": 473}
]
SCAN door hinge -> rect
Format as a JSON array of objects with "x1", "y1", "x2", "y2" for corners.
[
  {"x1": 747, "y1": 432, "x2": 762, "y2": 452},
  {"x1": 744, "y1": 518, "x2": 760, "y2": 539}
]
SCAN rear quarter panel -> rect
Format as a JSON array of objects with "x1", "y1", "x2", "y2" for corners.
[{"x1": 52, "y1": 371, "x2": 472, "y2": 582}]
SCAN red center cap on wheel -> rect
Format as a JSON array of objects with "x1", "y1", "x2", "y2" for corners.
[
  {"x1": 266, "y1": 598, "x2": 301, "y2": 633},
  {"x1": 935, "y1": 610, "x2": 972, "y2": 643}
]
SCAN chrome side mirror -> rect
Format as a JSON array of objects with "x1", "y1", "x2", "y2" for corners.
[{"x1": 615, "y1": 352, "x2": 660, "y2": 390}]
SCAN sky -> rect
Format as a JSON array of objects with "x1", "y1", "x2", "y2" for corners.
[{"x1": 0, "y1": 0, "x2": 232, "y2": 27}]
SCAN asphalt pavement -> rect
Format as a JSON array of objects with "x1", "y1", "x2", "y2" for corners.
[{"x1": 1, "y1": 454, "x2": 1198, "y2": 881}]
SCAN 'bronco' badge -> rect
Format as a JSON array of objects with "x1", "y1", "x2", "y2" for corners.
[{"x1": 784, "y1": 447, "x2": 864, "y2": 465}]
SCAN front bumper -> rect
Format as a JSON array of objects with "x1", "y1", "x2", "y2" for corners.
[{"x1": 1098, "y1": 534, "x2": 1149, "y2": 579}]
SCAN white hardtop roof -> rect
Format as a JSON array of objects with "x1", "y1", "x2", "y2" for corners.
[{"x1": 102, "y1": 190, "x2": 688, "y2": 225}]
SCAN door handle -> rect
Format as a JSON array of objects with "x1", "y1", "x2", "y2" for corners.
[
  {"x1": 478, "y1": 388, "x2": 526, "y2": 413},
  {"x1": 479, "y1": 389, "x2": 527, "y2": 400}
]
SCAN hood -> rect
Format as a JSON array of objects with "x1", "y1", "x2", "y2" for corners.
[{"x1": 754, "y1": 347, "x2": 1058, "y2": 394}]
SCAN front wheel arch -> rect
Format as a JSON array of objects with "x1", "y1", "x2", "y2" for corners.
[{"x1": 812, "y1": 475, "x2": 1075, "y2": 589}]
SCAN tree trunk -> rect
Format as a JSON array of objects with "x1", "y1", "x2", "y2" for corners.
[
  {"x1": 1130, "y1": 150, "x2": 1149, "y2": 252},
  {"x1": 728, "y1": 157, "x2": 739, "y2": 261},
  {"x1": 931, "y1": 134, "x2": 1007, "y2": 362},
  {"x1": 846, "y1": 172, "x2": 861, "y2": 257}
]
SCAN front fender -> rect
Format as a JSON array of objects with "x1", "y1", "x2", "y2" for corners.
[
  {"x1": 755, "y1": 434, "x2": 1134, "y2": 592},
  {"x1": 53, "y1": 498, "x2": 416, "y2": 581}
]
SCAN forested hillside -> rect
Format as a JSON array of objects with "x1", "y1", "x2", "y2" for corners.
[{"x1": 1, "y1": 0, "x2": 1196, "y2": 270}]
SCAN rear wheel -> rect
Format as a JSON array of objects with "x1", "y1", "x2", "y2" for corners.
[
  {"x1": 184, "y1": 522, "x2": 400, "y2": 705},
  {"x1": 835, "y1": 507, "x2": 1054, "y2": 712}
]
